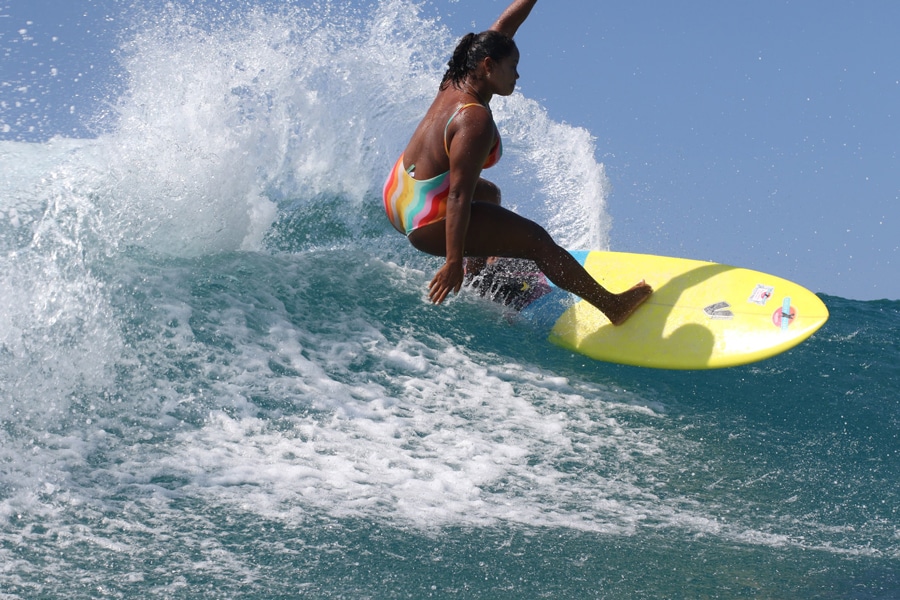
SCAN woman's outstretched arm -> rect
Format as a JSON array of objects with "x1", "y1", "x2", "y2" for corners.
[{"x1": 490, "y1": 0, "x2": 538, "y2": 39}]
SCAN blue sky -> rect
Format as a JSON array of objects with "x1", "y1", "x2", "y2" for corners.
[
  {"x1": 441, "y1": 0, "x2": 899, "y2": 301},
  {"x1": 3, "y1": 0, "x2": 898, "y2": 300}
]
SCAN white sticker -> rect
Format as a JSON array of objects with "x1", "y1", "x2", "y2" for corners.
[{"x1": 748, "y1": 284, "x2": 774, "y2": 306}]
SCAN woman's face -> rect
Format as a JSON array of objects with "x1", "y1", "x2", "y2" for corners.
[{"x1": 489, "y1": 48, "x2": 520, "y2": 96}]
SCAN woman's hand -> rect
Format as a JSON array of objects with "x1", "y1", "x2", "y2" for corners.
[{"x1": 428, "y1": 260, "x2": 465, "y2": 304}]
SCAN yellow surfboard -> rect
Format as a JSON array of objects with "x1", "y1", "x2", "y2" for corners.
[{"x1": 514, "y1": 251, "x2": 829, "y2": 369}]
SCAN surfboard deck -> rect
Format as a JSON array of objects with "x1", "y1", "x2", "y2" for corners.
[{"x1": 483, "y1": 251, "x2": 829, "y2": 370}]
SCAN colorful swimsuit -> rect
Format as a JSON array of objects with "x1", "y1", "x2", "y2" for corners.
[{"x1": 383, "y1": 103, "x2": 502, "y2": 236}]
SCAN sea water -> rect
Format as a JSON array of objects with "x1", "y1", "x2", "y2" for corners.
[{"x1": 1, "y1": 1, "x2": 898, "y2": 598}]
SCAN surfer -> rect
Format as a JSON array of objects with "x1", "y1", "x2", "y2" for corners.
[{"x1": 382, "y1": 0, "x2": 652, "y2": 325}]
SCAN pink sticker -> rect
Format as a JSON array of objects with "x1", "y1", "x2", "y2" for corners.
[{"x1": 772, "y1": 305, "x2": 797, "y2": 328}]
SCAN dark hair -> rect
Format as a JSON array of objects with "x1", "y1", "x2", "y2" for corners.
[{"x1": 441, "y1": 30, "x2": 517, "y2": 89}]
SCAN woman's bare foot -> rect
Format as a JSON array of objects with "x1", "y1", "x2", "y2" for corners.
[{"x1": 603, "y1": 281, "x2": 653, "y2": 326}]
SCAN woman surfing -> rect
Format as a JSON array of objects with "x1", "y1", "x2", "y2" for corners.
[{"x1": 382, "y1": 0, "x2": 651, "y2": 325}]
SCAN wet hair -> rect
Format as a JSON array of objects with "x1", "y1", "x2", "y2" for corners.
[{"x1": 440, "y1": 30, "x2": 517, "y2": 90}]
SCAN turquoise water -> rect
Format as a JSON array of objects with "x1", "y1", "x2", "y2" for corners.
[{"x1": 2, "y1": 1, "x2": 898, "y2": 597}]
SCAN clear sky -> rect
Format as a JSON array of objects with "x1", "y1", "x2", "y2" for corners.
[
  {"x1": 3, "y1": 0, "x2": 898, "y2": 300},
  {"x1": 440, "y1": 0, "x2": 899, "y2": 301}
]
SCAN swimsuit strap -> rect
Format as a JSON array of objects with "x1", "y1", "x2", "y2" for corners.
[{"x1": 444, "y1": 103, "x2": 490, "y2": 157}]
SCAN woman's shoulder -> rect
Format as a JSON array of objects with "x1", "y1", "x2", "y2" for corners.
[{"x1": 427, "y1": 89, "x2": 490, "y2": 126}]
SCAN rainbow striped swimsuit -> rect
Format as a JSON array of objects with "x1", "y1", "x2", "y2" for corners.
[{"x1": 383, "y1": 103, "x2": 502, "y2": 236}]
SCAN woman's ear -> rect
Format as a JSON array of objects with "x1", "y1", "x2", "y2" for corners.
[{"x1": 482, "y1": 56, "x2": 495, "y2": 78}]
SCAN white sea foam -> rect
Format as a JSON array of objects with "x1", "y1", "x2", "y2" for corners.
[{"x1": 129, "y1": 309, "x2": 680, "y2": 534}]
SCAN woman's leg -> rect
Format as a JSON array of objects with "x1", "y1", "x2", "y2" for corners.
[
  {"x1": 409, "y1": 202, "x2": 652, "y2": 325},
  {"x1": 473, "y1": 178, "x2": 501, "y2": 205},
  {"x1": 463, "y1": 178, "x2": 503, "y2": 278}
]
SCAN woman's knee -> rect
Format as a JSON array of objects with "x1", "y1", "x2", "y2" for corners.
[
  {"x1": 474, "y1": 179, "x2": 501, "y2": 205},
  {"x1": 515, "y1": 221, "x2": 559, "y2": 260},
  {"x1": 514, "y1": 216, "x2": 551, "y2": 243}
]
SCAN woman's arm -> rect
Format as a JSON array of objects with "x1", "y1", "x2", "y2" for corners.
[
  {"x1": 427, "y1": 111, "x2": 495, "y2": 304},
  {"x1": 490, "y1": 0, "x2": 538, "y2": 38}
]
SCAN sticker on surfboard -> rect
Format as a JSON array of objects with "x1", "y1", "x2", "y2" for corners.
[
  {"x1": 772, "y1": 297, "x2": 796, "y2": 330},
  {"x1": 704, "y1": 301, "x2": 734, "y2": 320},
  {"x1": 749, "y1": 284, "x2": 775, "y2": 306}
]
